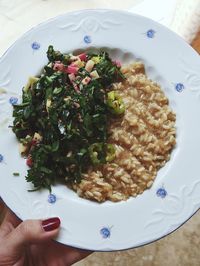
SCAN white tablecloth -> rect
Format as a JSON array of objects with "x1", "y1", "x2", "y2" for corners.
[{"x1": 130, "y1": 0, "x2": 200, "y2": 43}]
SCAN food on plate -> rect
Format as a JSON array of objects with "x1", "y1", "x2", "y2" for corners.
[
  {"x1": 12, "y1": 46, "x2": 176, "y2": 202},
  {"x1": 76, "y1": 63, "x2": 176, "y2": 201}
]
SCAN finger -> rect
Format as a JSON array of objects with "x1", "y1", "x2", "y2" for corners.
[
  {"x1": 0, "y1": 208, "x2": 21, "y2": 238},
  {"x1": 0, "y1": 198, "x2": 5, "y2": 210},
  {"x1": 3, "y1": 208, "x2": 21, "y2": 227},
  {"x1": 6, "y1": 217, "x2": 61, "y2": 254},
  {"x1": 43, "y1": 240, "x2": 92, "y2": 266},
  {"x1": 0, "y1": 200, "x2": 21, "y2": 228},
  {"x1": 0, "y1": 199, "x2": 6, "y2": 220},
  {"x1": 0, "y1": 210, "x2": 18, "y2": 238}
]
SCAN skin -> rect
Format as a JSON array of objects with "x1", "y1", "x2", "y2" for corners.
[{"x1": 0, "y1": 202, "x2": 92, "y2": 266}]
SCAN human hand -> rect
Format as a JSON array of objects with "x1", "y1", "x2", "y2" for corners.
[{"x1": 0, "y1": 202, "x2": 91, "y2": 266}]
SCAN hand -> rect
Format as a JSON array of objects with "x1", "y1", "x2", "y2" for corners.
[{"x1": 0, "y1": 202, "x2": 92, "y2": 266}]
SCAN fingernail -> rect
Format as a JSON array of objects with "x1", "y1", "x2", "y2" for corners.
[{"x1": 42, "y1": 217, "x2": 61, "y2": 232}]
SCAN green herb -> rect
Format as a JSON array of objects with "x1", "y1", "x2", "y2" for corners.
[
  {"x1": 13, "y1": 172, "x2": 20, "y2": 176},
  {"x1": 12, "y1": 46, "x2": 125, "y2": 191}
]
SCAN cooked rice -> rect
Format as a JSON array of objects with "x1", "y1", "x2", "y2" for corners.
[{"x1": 72, "y1": 62, "x2": 176, "y2": 202}]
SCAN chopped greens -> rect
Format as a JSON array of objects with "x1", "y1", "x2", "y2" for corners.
[
  {"x1": 13, "y1": 172, "x2": 20, "y2": 176},
  {"x1": 12, "y1": 46, "x2": 125, "y2": 192}
]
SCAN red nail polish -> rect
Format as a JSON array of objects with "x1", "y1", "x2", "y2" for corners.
[{"x1": 42, "y1": 217, "x2": 61, "y2": 232}]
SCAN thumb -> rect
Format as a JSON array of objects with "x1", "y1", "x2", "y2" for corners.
[{"x1": 6, "y1": 217, "x2": 60, "y2": 252}]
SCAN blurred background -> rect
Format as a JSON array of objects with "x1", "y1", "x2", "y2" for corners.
[
  {"x1": 0, "y1": 0, "x2": 200, "y2": 265},
  {"x1": 0, "y1": 0, "x2": 200, "y2": 55}
]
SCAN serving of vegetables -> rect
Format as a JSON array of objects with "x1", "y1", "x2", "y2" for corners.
[{"x1": 12, "y1": 46, "x2": 125, "y2": 192}]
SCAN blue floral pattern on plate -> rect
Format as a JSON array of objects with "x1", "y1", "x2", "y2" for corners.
[
  {"x1": 0, "y1": 154, "x2": 3, "y2": 163},
  {"x1": 48, "y1": 193, "x2": 56, "y2": 203},
  {"x1": 9, "y1": 97, "x2": 18, "y2": 105},
  {"x1": 156, "y1": 187, "x2": 167, "y2": 198},
  {"x1": 175, "y1": 83, "x2": 184, "y2": 92},
  {"x1": 146, "y1": 29, "x2": 156, "y2": 38},
  {"x1": 84, "y1": 35, "x2": 92, "y2": 44},
  {"x1": 31, "y1": 42, "x2": 40, "y2": 50},
  {"x1": 100, "y1": 227, "x2": 111, "y2": 238}
]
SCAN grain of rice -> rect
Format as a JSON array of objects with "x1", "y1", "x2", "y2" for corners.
[
  {"x1": 85, "y1": 191, "x2": 94, "y2": 198},
  {"x1": 120, "y1": 176, "x2": 131, "y2": 184}
]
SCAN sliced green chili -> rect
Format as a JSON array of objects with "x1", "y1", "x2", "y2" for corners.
[
  {"x1": 105, "y1": 144, "x2": 115, "y2": 162},
  {"x1": 88, "y1": 143, "x2": 103, "y2": 165},
  {"x1": 107, "y1": 91, "x2": 125, "y2": 115}
]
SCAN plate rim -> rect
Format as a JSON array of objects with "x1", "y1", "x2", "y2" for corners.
[{"x1": 0, "y1": 8, "x2": 200, "y2": 251}]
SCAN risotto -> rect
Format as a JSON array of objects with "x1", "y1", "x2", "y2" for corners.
[{"x1": 73, "y1": 62, "x2": 176, "y2": 202}]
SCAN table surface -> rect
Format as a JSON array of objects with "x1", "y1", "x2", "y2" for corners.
[{"x1": 192, "y1": 31, "x2": 200, "y2": 53}]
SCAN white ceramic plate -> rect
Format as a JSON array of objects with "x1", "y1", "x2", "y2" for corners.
[{"x1": 0, "y1": 9, "x2": 200, "y2": 251}]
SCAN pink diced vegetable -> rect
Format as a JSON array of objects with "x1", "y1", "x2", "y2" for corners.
[
  {"x1": 72, "y1": 82, "x2": 80, "y2": 93},
  {"x1": 53, "y1": 62, "x2": 65, "y2": 71},
  {"x1": 82, "y1": 76, "x2": 91, "y2": 85},
  {"x1": 31, "y1": 139, "x2": 37, "y2": 146},
  {"x1": 26, "y1": 155, "x2": 33, "y2": 167},
  {"x1": 113, "y1": 60, "x2": 121, "y2": 68},
  {"x1": 68, "y1": 73, "x2": 76, "y2": 82},
  {"x1": 66, "y1": 66, "x2": 79, "y2": 74},
  {"x1": 78, "y1": 53, "x2": 87, "y2": 61}
]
